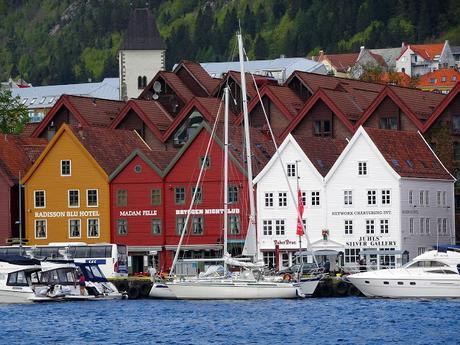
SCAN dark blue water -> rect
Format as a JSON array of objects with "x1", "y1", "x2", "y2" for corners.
[{"x1": 0, "y1": 298, "x2": 459, "y2": 345}]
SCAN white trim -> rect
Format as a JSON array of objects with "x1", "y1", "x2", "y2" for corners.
[
  {"x1": 86, "y1": 189, "x2": 99, "y2": 208},
  {"x1": 34, "y1": 190, "x2": 46, "y2": 209},
  {"x1": 87, "y1": 218, "x2": 100, "y2": 238},
  {"x1": 68, "y1": 189, "x2": 80, "y2": 208},
  {"x1": 68, "y1": 218, "x2": 81, "y2": 239},
  {"x1": 60, "y1": 159, "x2": 71, "y2": 177},
  {"x1": 34, "y1": 219, "x2": 47, "y2": 239}
]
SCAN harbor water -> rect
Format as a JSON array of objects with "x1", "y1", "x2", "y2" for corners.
[{"x1": 1, "y1": 298, "x2": 459, "y2": 345}]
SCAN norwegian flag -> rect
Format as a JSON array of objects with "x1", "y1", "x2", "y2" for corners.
[{"x1": 296, "y1": 189, "x2": 304, "y2": 236}]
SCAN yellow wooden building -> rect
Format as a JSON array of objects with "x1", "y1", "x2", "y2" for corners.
[{"x1": 21, "y1": 123, "x2": 146, "y2": 245}]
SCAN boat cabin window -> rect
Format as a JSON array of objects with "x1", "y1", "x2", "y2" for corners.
[
  {"x1": 426, "y1": 269, "x2": 458, "y2": 274},
  {"x1": 80, "y1": 265, "x2": 105, "y2": 280},
  {"x1": 7, "y1": 270, "x2": 29, "y2": 286},
  {"x1": 406, "y1": 260, "x2": 448, "y2": 268},
  {"x1": 41, "y1": 268, "x2": 76, "y2": 284}
]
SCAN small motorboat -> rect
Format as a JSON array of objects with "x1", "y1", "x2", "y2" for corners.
[{"x1": 347, "y1": 250, "x2": 460, "y2": 298}]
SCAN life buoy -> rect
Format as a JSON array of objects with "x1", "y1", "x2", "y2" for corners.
[{"x1": 283, "y1": 273, "x2": 293, "y2": 282}]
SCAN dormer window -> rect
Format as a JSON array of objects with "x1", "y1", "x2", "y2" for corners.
[
  {"x1": 379, "y1": 117, "x2": 398, "y2": 130},
  {"x1": 61, "y1": 160, "x2": 71, "y2": 176}
]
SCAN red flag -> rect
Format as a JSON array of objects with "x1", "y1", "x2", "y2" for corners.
[{"x1": 296, "y1": 189, "x2": 304, "y2": 236}]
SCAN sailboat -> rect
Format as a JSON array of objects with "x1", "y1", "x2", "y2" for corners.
[{"x1": 165, "y1": 33, "x2": 303, "y2": 299}]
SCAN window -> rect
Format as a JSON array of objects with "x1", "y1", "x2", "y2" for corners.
[
  {"x1": 344, "y1": 190, "x2": 353, "y2": 206},
  {"x1": 176, "y1": 216, "x2": 187, "y2": 235},
  {"x1": 263, "y1": 220, "x2": 273, "y2": 236},
  {"x1": 199, "y1": 156, "x2": 210, "y2": 169},
  {"x1": 366, "y1": 219, "x2": 375, "y2": 234},
  {"x1": 452, "y1": 76, "x2": 457, "y2": 82},
  {"x1": 117, "y1": 219, "x2": 127, "y2": 236},
  {"x1": 358, "y1": 162, "x2": 367, "y2": 175},
  {"x1": 311, "y1": 191, "x2": 320, "y2": 206},
  {"x1": 379, "y1": 117, "x2": 398, "y2": 130},
  {"x1": 367, "y1": 190, "x2": 376, "y2": 205},
  {"x1": 229, "y1": 215, "x2": 240, "y2": 235},
  {"x1": 68, "y1": 219, "x2": 81, "y2": 238},
  {"x1": 263, "y1": 252, "x2": 276, "y2": 269},
  {"x1": 151, "y1": 219, "x2": 161, "y2": 235},
  {"x1": 345, "y1": 220, "x2": 353, "y2": 234},
  {"x1": 381, "y1": 190, "x2": 391, "y2": 205},
  {"x1": 228, "y1": 186, "x2": 238, "y2": 203},
  {"x1": 420, "y1": 218, "x2": 425, "y2": 234},
  {"x1": 454, "y1": 142, "x2": 460, "y2": 160},
  {"x1": 419, "y1": 191, "x2": 424, "y2": 205},
  {"x1": 192, "y1": 216, "x2": 203, "y2": 235},
  {"x1": 313, "y1": 120, "x2": 331, "y2": 137},
  {"x1": 87, "y1": 189, "x2": 98, "y2": 207},
  {"x1": 275, "y1": 219, "x2": 285, "y2": 235},
  {"x1": 134, "y1": 165, "x2": 142, "y2": 173},
  {"x1": 151, "y1": 189, "x2": 161, "y2": 205},
  {"x1": 409, "y1": 218, "x2": 414, "y2": 234},
  {"x1": 192, "y1": 186, "x2": 202, "y2": 204},
  {"x1": 278, "y1": 192, "x2": 287, "y2": 207},
  {"x1": 443, "y1": 218, "x2": 447, "y2": 234},
  {"x1": 426, "y1": 218, "x2": 430, "y2": 234},
  {"x1": 453, "y1": 116, "x2": 460, "y2": 134},
  {"x1": 117, "y1": 190, "x2": 127, "y2": 207},
  {"x1": 35, "y1": 220, "x2": 47, "y2": 239},
  {"x1": 441, "y1": 76, "x2": 446, "y2": 82},
  {"x1": 442, "y1": 191, "x2": 447, "y2": 206},
  {"x1": 425, "y1": 191, "x2": 429, "y2": 206},
  {"x1": 418, "y1": 247, "x2": 427, "y2": 255},
  {"x1": 409, "y1": 190, "x2": 413, "y2": 205},
  {"x1": 437, "y1": 191, "x2": 441, "y2": 206},
  {"x1": 68, "y1": 190, "x2": 80, "y2": 208},
  {"x1": 34, "y1": 190, "x2": 46, "y2": 208},
  {"x1": 380, "y1": 219, "x2": 389, "y2": 234},
  {"x1": 175, "y1": 187, "x2": 186, "y2": 204},
  {"x1": 87, "y1": 219, "x2": 99, "y2": 238},
  {"x1": 287, "y1": 164, "x2": 296, "y2": 177},
  {"x1": 264, "y1": 192, "x2": 274, "y2": 207},
  {"x1": 345, "y1": 248, "x2": 360, "y2": 264},
  {"x1": 61, "y1": 160, "x2": 71, "y2": 176},
  {"x1": 301, "y1": 192, "x2": 307, "y2": 206},
  {"x1": 437, "y1": 218, "x2": 442, "y2": 235}
]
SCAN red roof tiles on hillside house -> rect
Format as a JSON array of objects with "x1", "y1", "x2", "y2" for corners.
[
  {"x1": 364, "y1": 127, "x2": 452, "y2": 180},
  {"x1": 292, "y1": 134, "x2": 347, "y2": 176},
  {"x1": 318, "y1": 52, "x2": 359, "y2": 73},
  {"x1": 397, "y1": 43, "x2": 444, "y2": 61},
  {"x1": 417, "y1": 69, "x2": 460, "y2": 90}
]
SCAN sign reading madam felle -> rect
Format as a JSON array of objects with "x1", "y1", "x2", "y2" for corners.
[{"x1": 346, "y1": 236, "x2": 397, "y2": 247}]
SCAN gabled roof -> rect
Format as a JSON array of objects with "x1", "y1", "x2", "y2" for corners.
[
  {"x1": 398, "y1": 43, "x2": 444, "y2": 61},
  {"x1": 31, "y1": 94, "x2": 125, "y2": 137},
  {"x1": 22, "y1": 124, "x2": 149, "y2": 183},
  {"x1": 364, "y1": 127, "x2": 452, "y2": 180},
  {"x1": 140, "y1": 71, "x2": 195, "y2": 103},
  {"x1": 0, "y1": 135, "x2": 47, "y2": 185},
  {"x1": 317, "y1": 53, "x2": 359, "y2": 72},
  {"x1": 417, "y1": 69, "x2": 460, "y2": 89},
  {"x1": 292, "y1": 134, "x2": 347, "y2": 177},
  {"x1": 110, "y1": 99, "x2": 173, "y2": 138},
  {"x1": 173, "y1": 60, "x2": 221, "y2": 96},
  {"x1": 423, "y1": 82, "x2": 460, "y2": 131},
  {"x1": 121, "y1": 8, "x2": 166, "y2": 50},
  {"x1": 213, "y1": 71, "x2": 264, "y2": 99}
]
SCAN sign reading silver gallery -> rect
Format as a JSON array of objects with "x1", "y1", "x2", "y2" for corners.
[{"x1": 346, "y1": 236, "x2": 397, "y2": 247}]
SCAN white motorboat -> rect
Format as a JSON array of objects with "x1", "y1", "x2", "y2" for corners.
[
  {"x1": 0, "y1": 256, "x2": 42, "y2": 303},
  {"x1": 75, "y1": 262, "x2": 124, "y2": 299},
  {"x1": 347, "y1": 250, "x2": 460, "y2": 298}
]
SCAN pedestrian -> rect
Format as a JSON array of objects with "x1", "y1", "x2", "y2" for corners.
[{"x1": 78, "y1": 273, "x2": 86, "y2": 295}]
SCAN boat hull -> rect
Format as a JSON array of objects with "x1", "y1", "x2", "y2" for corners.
[
  {"x1": 167, "y1": 281, "x2": 300, "y2": 299},
  {"x1": 0, "y1": 288, "x2": 36, "y2": 304},
  {"x1": 149, "y1": 283, "x2": 176, "y2": 299},
  {"x1": 298, "y1": 278, "x2": 321, "y2": 296},
  {"x1": 347, "y1": 276, "x2": 460, "y2": 298}
]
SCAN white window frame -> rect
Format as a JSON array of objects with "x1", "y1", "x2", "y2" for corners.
[
  {"x1": 380, "y1": 219, "x2": 389, "y2": 234},
  {"x1": 409, "y1": 190, "x2": 413, "y2": 205},
  {"x1": 87, "y1": 218, "x2": 100, "y2": 238},
  {"x1": 275, "y1": 219, "x2": 285, "y2": 236},
  {"x1": 344, "y1": 190, "x2": 353, "y2": 206},
  {"x1": 34, "y1": 219, "x2": 47, "y2": 239},
  {"x1": 358, "y1": 161, "x2": 367, "y2": 176},
  {"x1": 86, "y1": 189, "x2": 98, "y2": 208},
  {"x1": 263, "y1": 220, "x2": 273, "y2": 236},
  {"x1": 425, "y1": 218, "x2": 430, "y2": 235},
  {"x1": 409, "y1": 218, "x2": 414, "y2": 234},
  {"x1": 311, "y1": 191, "x2": 320, "y2": 207},
  {"x1": 264, "y1": 192, "x2": 274, "y2": 208},
  {"x1": 381, "y1": 190, "x2": 391, "y2": 205},
  {"x1": 34, "y1": 190, "x2": 46, "y2": 209},
  {"x1": 344, "y1": 219, "x2": 353, "y2": 235},
  {"x1": 287, "y1": 163, "x2": 296, "y2": 178},
  {"x1": 68, "y1": 189, "x2": 80, "y2": 208},
  {"x1": 367, "y1": 190, "x2": 377, "y2": 206},
  {"x1": 366, "y1": 219, "x2": 375, "y2": 234},
  {"x1": 68, "y1": 219, "x2": 81, "y2": 239},
  {"x1": 60, "y1": 160, "x2": 71, "y2": 176},
  {"x1": 420, "y1": 218, "x2": 425, "y2": 234},
  {"x1": 278, "y1": 192, "x2": 287, "y2": 207},
  {"x1": 151, "y1": 218, "x2": 162, "y2": 235}
]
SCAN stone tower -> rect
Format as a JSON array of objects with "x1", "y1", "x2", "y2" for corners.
[{"x1": 119, "y1": 8, "x2": 166, "y2": 100}]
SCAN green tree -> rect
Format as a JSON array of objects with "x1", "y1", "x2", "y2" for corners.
[{"x1": 0, "y1": 89, "x2": 28, "y2": 134}]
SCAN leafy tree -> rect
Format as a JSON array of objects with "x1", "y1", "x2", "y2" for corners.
[{"x1": 0, "y1": 89, "x2": 28, "y2": 134}]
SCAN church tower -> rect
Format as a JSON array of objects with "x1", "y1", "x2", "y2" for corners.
[{"x1": 119, "y1": 8, "x2": 166, "y2": 100}]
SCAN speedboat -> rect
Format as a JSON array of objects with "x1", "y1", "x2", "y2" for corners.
[
  {"x1": 347, "y1": 250, "x2": 460, "y2": 298},
  {"x1": 0, "y1": 255, "x2": 42, "y2": 303},
  {"x1": 75, "y1": 262, "x2": 125, "y2": 299}
]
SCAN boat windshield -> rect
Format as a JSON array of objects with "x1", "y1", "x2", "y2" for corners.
[
  {"x1": 78, "y1": 264, "x2": 107, "y2": 282},
  {"x1": 40, "y1": 268, "x2": 77, "y2": 284},
  {"x1": 426, "y1": 269, "x2": 458, "y2": 274},
  {"x1": 405, "y1": 260, "x2": 449, "y2": 268}
]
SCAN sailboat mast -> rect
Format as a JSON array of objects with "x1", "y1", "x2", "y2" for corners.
[
  {"x1": 223, "y1": 87, "x2": 229, "y2": 257},
  {"x1": 238, "y1": 33, "x2": 258, "y2": 260}
]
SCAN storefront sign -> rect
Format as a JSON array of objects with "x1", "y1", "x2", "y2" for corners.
[
  {"x1": 34, "y1": 210, "x2": 100, "y2": 218},
  {"x1": 119, "y1": 210, "x2": 158, "y2": 217},
  {"x1": 345, "y1": 236, "x2": 397, "y2": 247},
  {"x1": 331, "y1": 210, "x2": 391, "y2": 216},
  {"x1": 273, "y1": 239, "x2": 296, "y2": 246},
  {"x1": 175, "y1": 208, "x2": 240, "y2": 215}
]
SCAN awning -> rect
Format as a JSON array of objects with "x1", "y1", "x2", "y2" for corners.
[{"x1": 294, "y1": 250, "x2": 341, "y2": 256}]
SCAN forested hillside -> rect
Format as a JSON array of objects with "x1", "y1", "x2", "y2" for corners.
[{"x1": 1, "y1": 0, "x2": 459, "y2": 86}]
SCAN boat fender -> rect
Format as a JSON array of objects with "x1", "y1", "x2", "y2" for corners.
[
  {"x1": 117, "y1": 281, "x2": 129, "y2": 293},
  {"x1": 127, "y1": 286, "x2": 140, "y2": 300},
  {"x1": 319, "y1": 283, "x2": 332, "y2": 297},
  {"x1": 140, "y1": 283, "x2": 152, "y2": 297},
  {"x1": 334, "y1": 281, "x2": 349, "y2": 296},
  {"x1": 348, "y1": 284, "x2": 361, "y2": 297},
  {"x1": 283, "y1": 273, "x2": 293, "y2": 282}
]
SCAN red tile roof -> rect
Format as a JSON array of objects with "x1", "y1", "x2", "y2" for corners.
[
  {"x1": 292, "y1": 134, "x2": 347, "y2": 176},
  {"x1": 0, "y1": 135, "x2": 47, "y2": 183},
  {"x1": 177, "y1": 60, "x2": 222, "y2": 95},
  {"x1": 319, "y1": 53, "x2": 359, "y2": 72},
  {"x1": 380, "y1": 72, "x2": 412, "y2": 87},
  {"x1": 410, "y1": 43, "x2": 444, "y2": 61},
  {"x1": 264, "y1": 85, "x2": 304, "y2": 117},
  {"x1": 388, "y1": 86, "x2": 445, "y2": 120},
  {"x1": 130, "y1": 99, "x2": 173, "y2": 132},
  {"x1": 143, "y1": 149, "x2": 179, "y2": 171},
  {"x1": 20, "y1": 123, "x2": 40, "y2": 137},
  {"x1": 67, "y1": 125, "x2": 149, "y2": 174},
  {"x1": 157, "y1": 72, "x2": 195, "y2": 103},
  {"x1": 364, "y1": 127, "x2": 452, "y2": 180},
  {"x1": 417, "y1": 69, "x2": 460, "y2": 89}
]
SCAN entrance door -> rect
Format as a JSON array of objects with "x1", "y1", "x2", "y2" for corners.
[{"x1": 131, "y1": 255, "x2": 144, "y2": 274}]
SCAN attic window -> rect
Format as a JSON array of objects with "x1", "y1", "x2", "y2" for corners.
[
  {"x1": 40, "y1": 97, "x2": 46, "y2": 104},
  {"x1": 30, "y1": 98, "x2": 37, "y2": 104},
  {"x1": 406, "y1": 160, "x2": 414, "y2": 168},
  {"x1": 134, "y1": 165, "x2": 142, "y2": 173},
  {"x1": 22, "y1": 98, "x2": 28, "y2": 104},
  {"x1": 452, "y1": 76, "x2": 457, "y2": 82},
  {"x1": 391, "y1": 159, "x2": 400, "y2": 168},
  {"x1": 48, "y1": 97, "x2": 55, "y2": 104}
]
